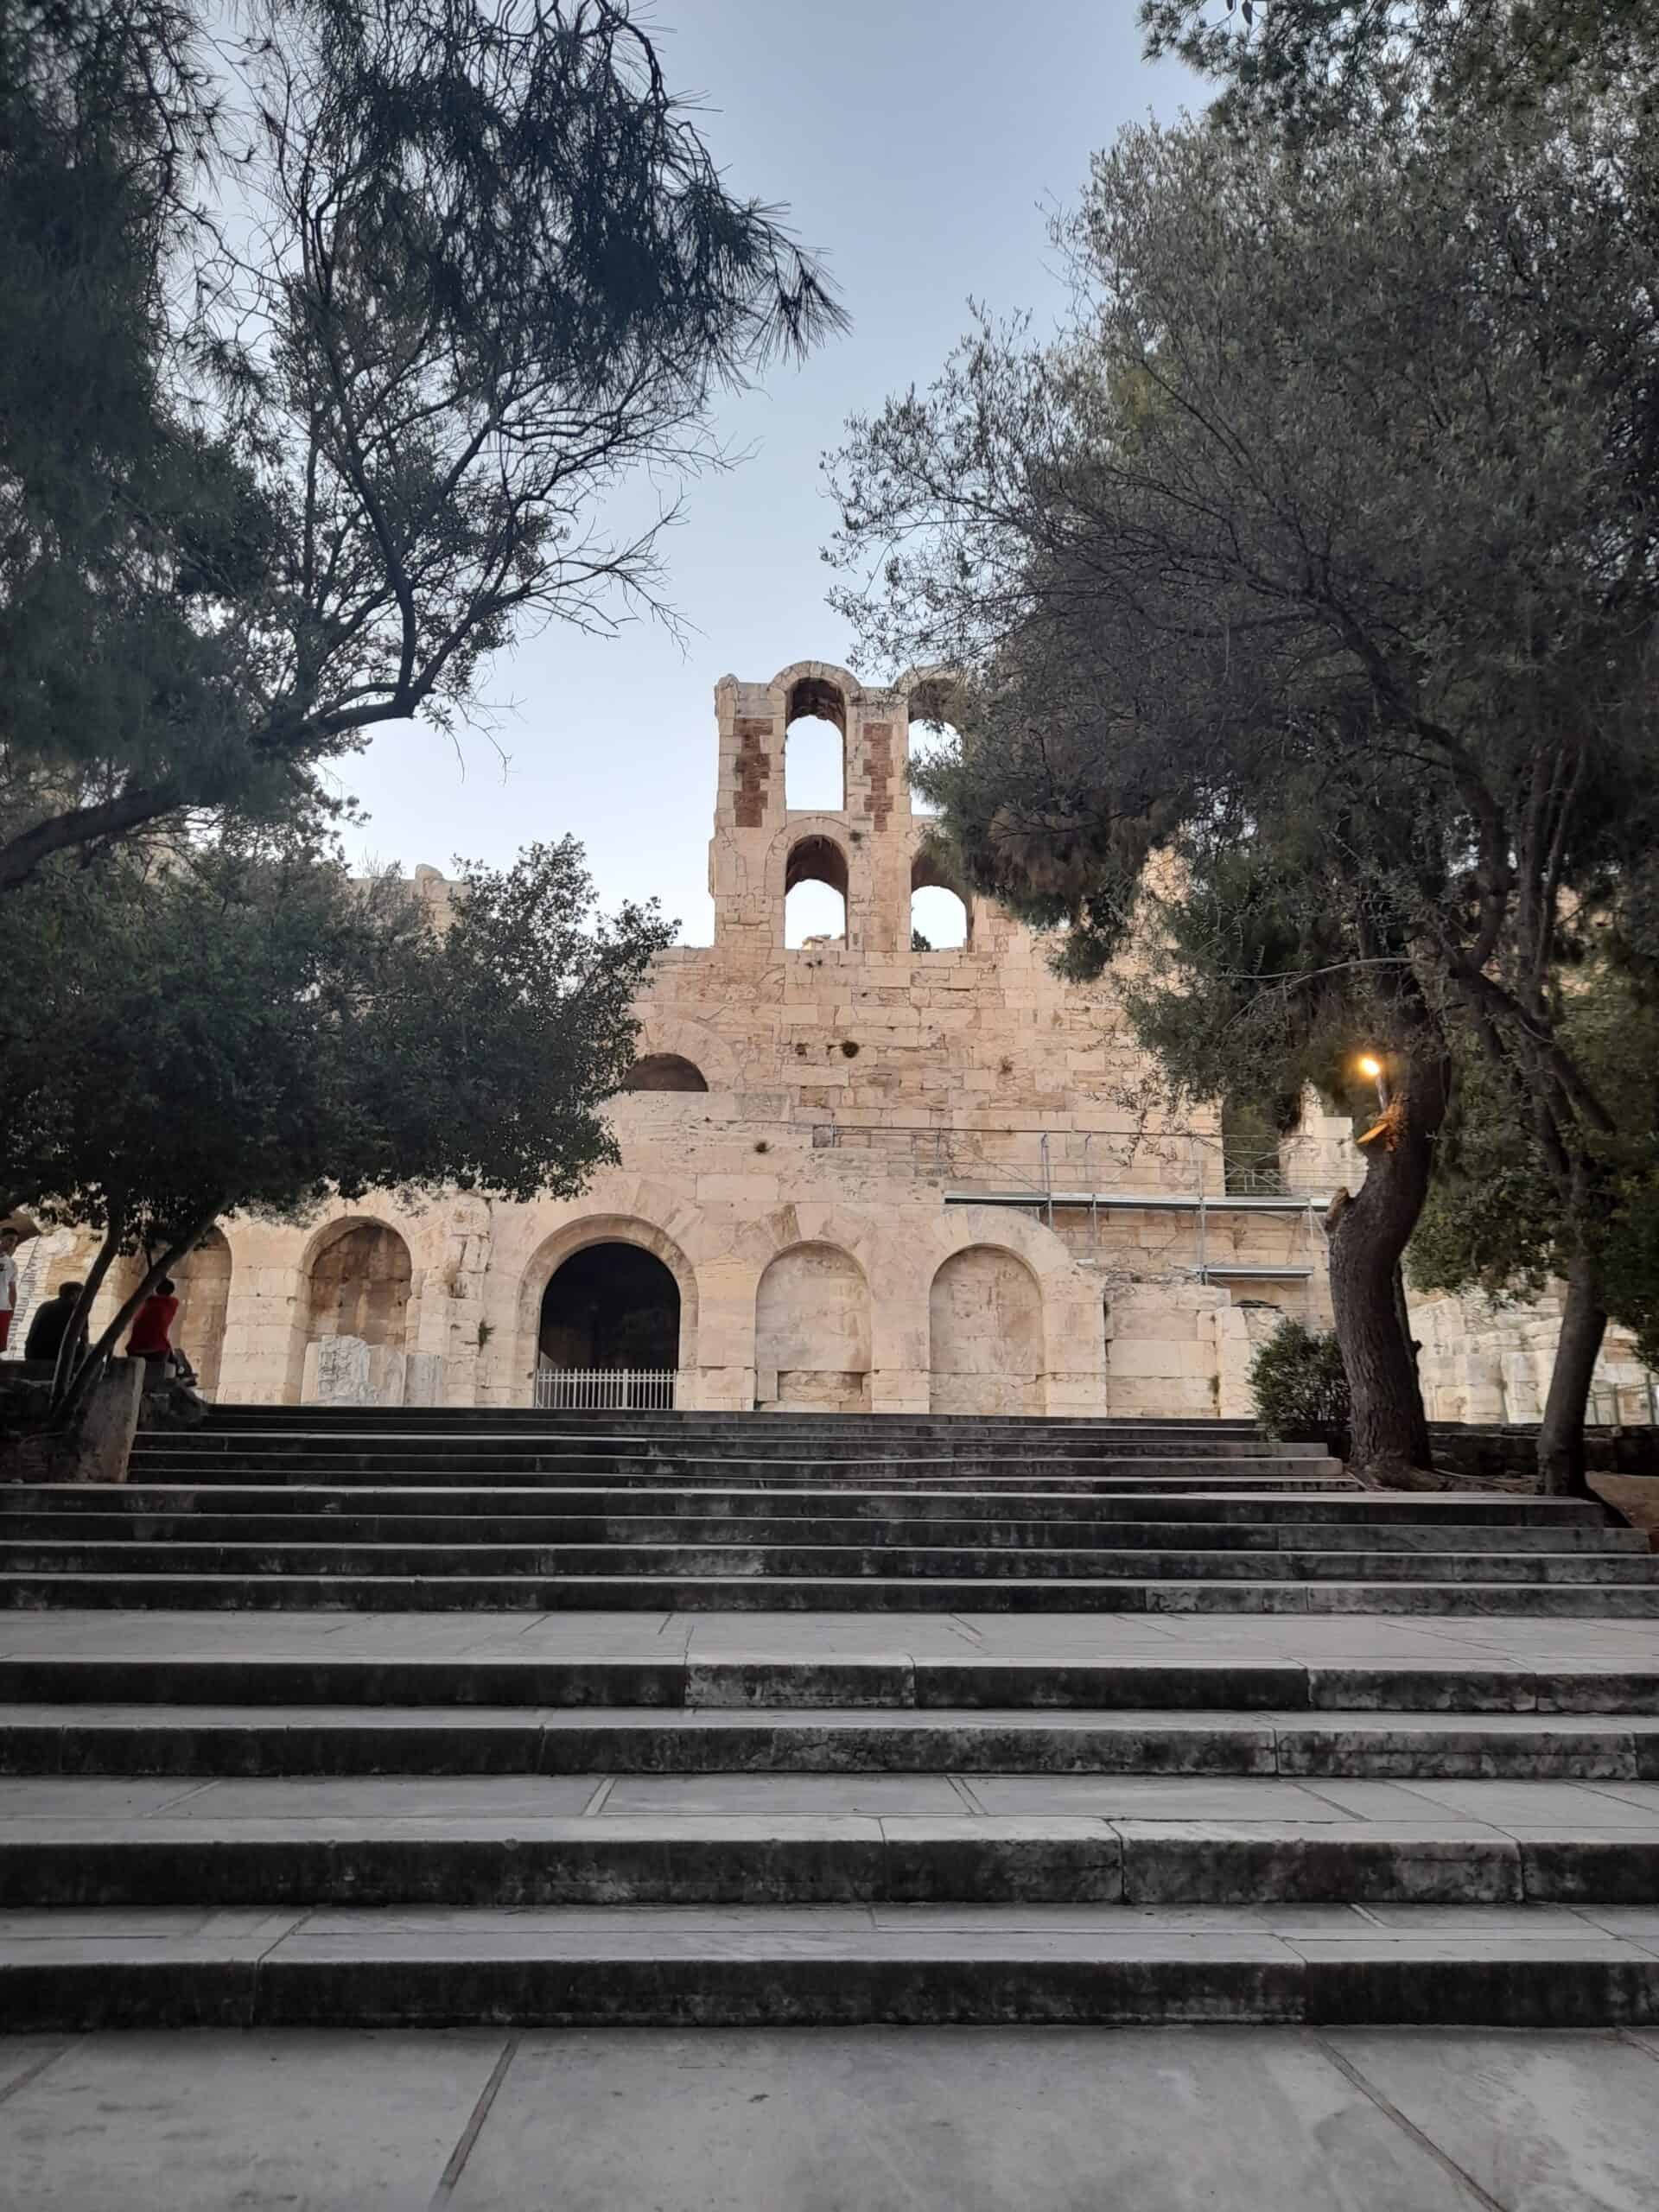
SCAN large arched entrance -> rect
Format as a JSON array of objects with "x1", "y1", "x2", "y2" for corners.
[{"x1": 537, "y1": 1241, "x2": 682, "y2": 1409}]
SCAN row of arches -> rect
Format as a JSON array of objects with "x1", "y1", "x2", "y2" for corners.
[
  {"x1": 786, "y1": 842, "x2": 971, "y2": 950},
  {"x1": 7, "y1": 1206, "x2": 1064, "y2": 1414},
  {"x1": 535, "y1": 1235, "x2": 1043, "y2": 1414},
  {"x1": 779, "y1": 670, "x2": 955, "y2": 819}
]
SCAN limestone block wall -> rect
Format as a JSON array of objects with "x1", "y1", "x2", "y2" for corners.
[
  {"x1": 1408, "y1": 1285, "x2": 1653, "y2": 1428},
  {"x1": 3, "y1": 657, "x2": 1644, "y2": 1433},
  {"x1": 929, "y1": 1246, "x2": 1045, "y2": 1415}
]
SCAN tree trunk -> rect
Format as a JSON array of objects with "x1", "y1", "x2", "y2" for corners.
[
  {"x1": 52, "y1": 1207, "x2": 220, "y2": 1429},
  {"x1": 1325, "y1": 1052, "x2": 1448, "y2": 1485},
  {"x1": 1536, "y1": 1251, "x2": 1606, "y2": 1501},
  {"x1": 49, "y1": 1205, "x2": 126, "y2": 1410}
]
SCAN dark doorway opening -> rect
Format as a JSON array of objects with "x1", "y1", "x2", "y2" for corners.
[{"x1": 538, "y1": 1243, "x2": 681, "y2": 1372}]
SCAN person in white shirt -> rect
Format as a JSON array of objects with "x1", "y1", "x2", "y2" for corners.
[{"x1": 0, "y1": 1230, "x2": 18, "y2": 1355}]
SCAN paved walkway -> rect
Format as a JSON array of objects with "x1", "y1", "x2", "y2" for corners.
[{"x1": 2, "y1": 2022, "x2": 1657, "y2": 2208}]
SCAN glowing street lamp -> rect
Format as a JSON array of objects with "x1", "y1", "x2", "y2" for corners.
[{"x1": 1357, "y1": 1052, "x2": 1389, "y2": 1109}]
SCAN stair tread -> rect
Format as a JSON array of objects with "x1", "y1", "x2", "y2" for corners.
[
  {"x1": 8, "y1": 1769, "x2": 1659, "y2": 1821},
  {"x1": 8, "y1": 1702, "x2": 1659, "y2": 1732},
  {"x1": 3, "y1": 1898, "x2": 1651, "y2": 1945}
]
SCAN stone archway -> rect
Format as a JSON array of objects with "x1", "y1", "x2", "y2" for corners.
[
  {"x1": 173, "y1": 1229, "x2": 232, "y2": 1399},
  {"x1": 623, "y1": 1054, "x2": 708, "y2": 1094},
  {"x1": 929, "y1": 1244, "x2": 1044, "y2": 1414},
  {"x1": 512, "y1": 1212, "x2": 701, "y2": 1407},
  {"x1": 754, "y1": 1243, "x2": 871, "y2": 1411},
  {"x1": 296, "y1": 1217, "x2": 413, "y2": 1405},
  {"x1": 539, "y1": 1243, "x2": 682, "y2": 1372}
]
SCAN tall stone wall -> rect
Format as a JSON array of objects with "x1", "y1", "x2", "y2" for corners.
[{"x1": 4, "y1": 659, "x2": 1645, "y2": 1430}]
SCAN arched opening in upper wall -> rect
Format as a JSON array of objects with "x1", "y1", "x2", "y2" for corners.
[
  {"x1": 911, "y1": 849, "x2": 971, "y2": 950},
  {"x1": 623, "y1": 1053, "x2": 709, "y2": 1094},
  {"x1": 904, "y1": 673, "x2": 963, "y2": 822},
  {"x1": 785, "y1": 675, "x2": 847, "y2": 812},
  {"x1": 785, "y1": 833, "x2": 849, "y2": 949}
]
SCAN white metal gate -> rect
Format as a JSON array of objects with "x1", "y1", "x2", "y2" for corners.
[{"x1": 532, "y1": 1367, "x2": 677, "y2": 1411}]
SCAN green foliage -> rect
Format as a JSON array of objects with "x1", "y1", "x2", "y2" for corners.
[
  {"x1": 1599, "y1": 1161, "x2": 1659, "y2": 1372},
  {"x1": 1249, "y1": 1319, "x2": 1352, "y2": 1446},
  {"x1": 0, "y1": 0, "x2": 845, "y2": 887},
  {"x1": 2, "y1": 831, "x2": 671, "y2": 1409},
  {"x1": 1139, "y1": 2, "x2": 1659, "y2": 145},
  {"x1": 1409, "y1": 971, "x2": 1659, "y2": 1351},
  {"x1": 826, "y1": 75, "x2": 1659, "y2": 1466}
]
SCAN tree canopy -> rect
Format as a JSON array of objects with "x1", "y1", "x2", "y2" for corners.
[
  {"x1": 1140, "y1": 1, "x2": 1659, "y2": 143},
  {"x1": 826, "y1": 79, "x2": 1659, "y2": 1484},
  {"x1": 4, "y1": 832, "x2": 670, "y2": 1414},
  {"x1": 0, "y1": 0, "x2": 846, "y2": 887}
]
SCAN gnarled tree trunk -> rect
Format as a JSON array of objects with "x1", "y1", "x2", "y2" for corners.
[
  {"x1": 1325, "y1": 1052, "x2": 1449, "y2": 1485},
  {"x1": 1536, "y1": 1251, "x2": 1605, "y2": 1501}
]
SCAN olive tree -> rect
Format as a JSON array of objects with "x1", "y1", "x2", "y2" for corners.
[
  {"x1": 4, "y1": 833, "x2": 670, "y2": 1421},
  {"x1": 827, "y1": 98, "x2": 1659, "y2": 1488}
]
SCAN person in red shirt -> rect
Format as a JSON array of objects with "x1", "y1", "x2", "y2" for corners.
[{"x1": 126, "y1": 1278, "x2": 180, "y2": 1386}]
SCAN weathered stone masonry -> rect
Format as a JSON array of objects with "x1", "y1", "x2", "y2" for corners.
[{"x1": 7, "y1": 659, "x2": 1651, "y2": 1421}]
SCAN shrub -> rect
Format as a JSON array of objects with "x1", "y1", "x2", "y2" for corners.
[{"x1": 1249, "y1": 1319, "x2": 1351, "y2": 1451}]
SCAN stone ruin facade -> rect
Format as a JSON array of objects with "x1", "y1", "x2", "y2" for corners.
[{"x1": 7, "y1": 659, "x2": 1653, "y2": 1424}]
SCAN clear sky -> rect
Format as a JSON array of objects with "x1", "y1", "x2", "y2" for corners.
[{"x1": 340, "y1": 1, "x2": 1198, "y2": 943}]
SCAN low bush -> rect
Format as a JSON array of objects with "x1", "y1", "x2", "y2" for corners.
[{"x1": 1249, "y1": 1319, "x2": 1351, "y2": 1452}]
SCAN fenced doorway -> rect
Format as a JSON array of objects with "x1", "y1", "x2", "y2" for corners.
[{"x1": 536, "y1": 1241, "x2": 681, "y2": 1413}]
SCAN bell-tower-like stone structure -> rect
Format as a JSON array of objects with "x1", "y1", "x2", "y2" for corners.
[{"x1": 709, "y1": 658, "x2": 955, "y2": 956}]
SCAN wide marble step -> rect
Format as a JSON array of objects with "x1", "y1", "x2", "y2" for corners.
[
  {"x1": 179, "y1": 1424, "x2": 1274, "y2": 1442},
  {"x1": 3, "y1": 1510, "x2": 1637, "y2": 1555},
  {"x1": 4, "y1": 1770, "x2": 1658, "y2": 1906},
  {"x1": 7, "y1": 1901, "x2": 1656, "y2": 2031},
  {"x1": 124, "y1": 1461, "x2": 1353, "y2": 1494},
  {"x1": 6, "y1": 1702, "x2": 1659, "y2": 1780},
  {"x1": 4, "y1": 1482, "x2": 1603, "y2": 1527},
  {"x1": 3, "y1": 1652, "x2": 1654, "y2": 1712},
  {"x1": 10, "y1": 1567, "x2": 1659, "y2": 1613},
  {"x1": 5, "y1": 1538, "x2": 1654, "y2": 1585}
]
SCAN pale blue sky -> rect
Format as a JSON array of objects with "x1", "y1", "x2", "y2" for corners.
[{"x1": 341, "y1": 1, "x2": 1198, "y2": 942}]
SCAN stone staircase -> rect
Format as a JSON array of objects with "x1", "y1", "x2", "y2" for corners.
[
  {"x1": 1, "y1": 1408, "x2": 1656, "y2": 2029},
  {"x1": 4, "y1": 1408, "x2": 1657, "y2": 1615}
]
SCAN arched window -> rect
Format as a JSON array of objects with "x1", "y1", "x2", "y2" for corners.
[
  {"x1": 906, "y1": 677, "x2": 962, "y2": 822},
  {"x1": 623, "y1": 1054, "x2": 709, "y2": 1094},
  {"x1": 785, "y1": 676, "x2": 847, "y2": 812},
  {"x1": 785, "y1": 833, "x2": 849, "y2": 949},
  {"x1": 910, "y1": 850, "x2": 970, "y2": 950},
  {"x1": 297, "y1": 1218, "x2": 414, "y2": 1405}
]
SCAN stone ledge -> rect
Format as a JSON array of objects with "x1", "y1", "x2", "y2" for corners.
[{"x1": 1, "y1": 1903, "x2": 1655, "y2": 2030}]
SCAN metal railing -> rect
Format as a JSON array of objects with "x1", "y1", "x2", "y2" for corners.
[
  {"x1": 532, "y1": 1367, "x2": 677, "y2": 1411},
  {"x1": 809, "y1": 1123, "x2": 1333, "y2": 1204},
  {"x1": 1588, "y1": 1381, "x2": 1659, "y2": 1428}
]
